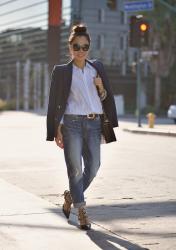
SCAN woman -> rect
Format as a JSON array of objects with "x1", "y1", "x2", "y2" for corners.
[{"x1": 47, "y1": 24, "x2": 118, "y2": 230}]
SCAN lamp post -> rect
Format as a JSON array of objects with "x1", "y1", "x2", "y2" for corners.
[{"x1": 136, "y1": 49, "x2": 142, "y2": 127}]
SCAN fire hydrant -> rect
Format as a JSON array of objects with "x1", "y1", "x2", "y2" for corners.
[{"x1": 146, "y1": 113, "x2": 155, "y2": 128}]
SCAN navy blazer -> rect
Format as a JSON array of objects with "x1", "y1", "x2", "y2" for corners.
[{"x1": 46, "y1": 59, "x2": 118, "y2": 141}]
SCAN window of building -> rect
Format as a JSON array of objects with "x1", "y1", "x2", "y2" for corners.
[
  {"x1": 8, "y1": 34, "x2": 22, "y2": 44},
  {"x1": 98, "y1": 9, "x2": 105, "y2": 23}
]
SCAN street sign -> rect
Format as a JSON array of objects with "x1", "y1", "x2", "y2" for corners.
[
  {"x1": 124, "y1": 0, "x2": 154, "y2": 12},
  {"x1": 142, "y1": 51, "x2": 159, "y2": 57},
  {"x1": 141, "y1": 51, "x2": 159, "y2": 60}
]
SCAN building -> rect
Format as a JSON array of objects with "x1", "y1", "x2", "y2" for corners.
[
  {"x1": 60, "y1": 0, "x2": 144, "y2": 113},
  {"x1": 0, "y1": 0, "x2": 151, "y2": 113},
  {"x1": 60, "y1": 0, "x2": 129, "y2": 68},
  {"x1": 0, "y1": 28, "x2": 47, "y2": 106}
]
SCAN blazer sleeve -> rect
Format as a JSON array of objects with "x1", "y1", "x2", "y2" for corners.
[{"x1": 46, "y1": 66, "x2": 57, "y2": 141}]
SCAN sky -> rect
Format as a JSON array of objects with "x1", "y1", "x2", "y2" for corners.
[{"x1": 0, "y1": 0, "x2": 48, "y2": 32}]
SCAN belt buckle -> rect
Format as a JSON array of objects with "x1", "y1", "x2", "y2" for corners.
[{"x1": 87, "y1": 113, "x2": 96, "y2": 120}]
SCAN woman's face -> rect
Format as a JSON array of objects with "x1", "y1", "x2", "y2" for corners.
[{"x1": 69, "y1": 36, "x2": 90, "y2": 62}]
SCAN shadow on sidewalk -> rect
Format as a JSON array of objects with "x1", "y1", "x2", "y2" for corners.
[
  {"x1": 52, "y1": 208, "x2": 148, "y2": 250},
  {"x1": 49, "y1": 199, "x2": 176, "y2": 248},
  {"x1": 0, "y1": 221, "x2": 148, "y2": 250},
  {"x1": 48, "y1": 207, "x2": 149, "y2": 249},
  {"x1": 1, "y1": 200, "x2": 174, "y2": 249},
  {"x1": 1, "y1": 198, "x2": 175, "y2": 250},
  {"x1": 86, "y1": 200, "x2": 176, "y2": 221},
  {"x1": 86, "y1": 229, "x2": 148, "y2": 250}
]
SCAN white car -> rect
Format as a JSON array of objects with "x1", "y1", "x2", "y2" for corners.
[{"x1": 167, "y1": 105, "x2": 176, "y2": 123}]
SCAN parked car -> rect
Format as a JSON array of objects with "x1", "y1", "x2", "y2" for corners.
[{"x1": 167, "y1": 105, "x2": 176, "y2": 123}]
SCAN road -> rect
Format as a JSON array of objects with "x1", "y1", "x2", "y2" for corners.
[{"x1": 0, "y1": 111, "x2": 176, "y2": 250}]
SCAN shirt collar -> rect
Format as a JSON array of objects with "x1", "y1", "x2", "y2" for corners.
[{"x1": 73, "y1": 61, "x2": 92, "y2": 71}]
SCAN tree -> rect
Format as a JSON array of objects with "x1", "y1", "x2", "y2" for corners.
[{"x1": 144, "y1": 0, "x2": 176, "y2": 110}]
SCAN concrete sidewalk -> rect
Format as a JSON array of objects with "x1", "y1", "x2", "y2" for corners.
[
  {"x1": 0, "y1": 111, "x2": 176, "y2": 250},
  {"x1": 0, "y1": 178, "x2": 146, "y2": 250},
  {"x1": 123, "y1": 127, "x2": 176, "y2": 137},
  {"x1": 119, "y1": 118, "x2": 176, "y2": 137}
]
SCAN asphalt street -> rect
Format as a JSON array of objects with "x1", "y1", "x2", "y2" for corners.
[{"x1": 0, "y1": 111, "x2": 176, "y2": 250}]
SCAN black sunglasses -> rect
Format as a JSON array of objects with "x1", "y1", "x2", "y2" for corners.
[{"x1": 72, "y1": 43, "x2": 90, "y2": 51}]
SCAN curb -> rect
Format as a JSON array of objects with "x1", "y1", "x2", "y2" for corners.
[{"x1": 123, "y1": 128, "x2": 176, "y2": 137}]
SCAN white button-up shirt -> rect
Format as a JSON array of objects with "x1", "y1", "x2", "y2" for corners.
[{"x1": 64, "y1": 62, "x2": 103, "y2": 115}]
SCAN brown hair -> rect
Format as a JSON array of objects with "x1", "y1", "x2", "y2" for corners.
[{"x1": 68, "y1": 24, "x2": 91, "y2": 44}]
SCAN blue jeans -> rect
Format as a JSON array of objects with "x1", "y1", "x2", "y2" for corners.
[{"x1": 62, "y1": 115, "x2": 101, "y2": 208}]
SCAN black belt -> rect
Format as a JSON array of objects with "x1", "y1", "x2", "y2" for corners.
[{"x1": 64, "y1": 114, "x2": 102, "y2": 120}]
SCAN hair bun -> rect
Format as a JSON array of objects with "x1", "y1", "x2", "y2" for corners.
[
  {"x1": 68, "y1": 24, "x2": 90, "y2": 44},
  {"x1": 72, "y1": 25, "x2": 87, "y2": 34}
]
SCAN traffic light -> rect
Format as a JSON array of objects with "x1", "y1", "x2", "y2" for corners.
[
  {"x1": 107, "y1": 0, "x2": 116, "y2": 10},
  {"x1": 129, "y1": 15, "x2": 149, "y2": 48}
]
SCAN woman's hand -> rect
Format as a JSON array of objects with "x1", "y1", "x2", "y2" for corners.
[
  {"x1": 94, "y1": 76, "x2": 104, "y2": 95},
  {"x1": 55, "y1": 125, "x2": 64, "y2": 149}
]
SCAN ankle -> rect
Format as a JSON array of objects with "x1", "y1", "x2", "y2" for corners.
[{"x1": 78, "y1": 205, "x2": 85, "y2": 210}]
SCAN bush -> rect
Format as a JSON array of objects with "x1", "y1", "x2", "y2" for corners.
[
  {"x1": 0, "y1": 99, "x2": 17, "y2": 111},
  {"x1": 5, "y1": 99, "x2": 16, "y2": 110},
  {"x1": 0, "y1": 99, "x2": 7, "y2": 111}
]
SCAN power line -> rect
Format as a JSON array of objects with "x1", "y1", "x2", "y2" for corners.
[
  {"x1": 0, "y1": 0, "x2": 19, "y2": 7},
  {"x1": 0, "y1": 12, "x2": 47, "y2": 27},
  {"x1": 9, "y1": 18, "x2": 47, "y2": 29},
  {"x1": 0, "y1": 18, "x2": 47, "y2": 30},
  {"x1": 0, "y1": 1, "x2": 47, "y2": 17},
  {"x1": 0, "y1": 1, "x2": 49, "y2": 67}
]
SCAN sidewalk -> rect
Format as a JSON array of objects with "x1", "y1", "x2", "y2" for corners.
[
  {"x1": 0, "y1": 111, "x2": 176, "y2": 250},
  {"x1": 123, "y1": 127, "x2": 176, "y2": 137},
  {"x1": 119, "y1": 117, "x2": 176, "y2": 137},
  {"x1": 0, "y1": 178, "x2": 145, "y2": 250}
]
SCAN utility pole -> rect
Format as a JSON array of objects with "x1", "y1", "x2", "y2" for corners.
[
  {"x1": 44, "y1": 63, "x2": 49, "y2": 111},
  {"x1": 48, "y1": 0, "x2": 62, "y2": 73},
  {"x1": 23, "y1": 60, "x2": 31, "y2": 111},
  {"x1": 129, "y1": 15, "x2": 150, "y2": 127},
  {"x1": 16, "y1": 61, "x2": 20, "y2": 110},
  {"x1": 136, "y1": 49, "x2": 142, "y2": 127},
  {"x1": 36, "y1": 63, "x2": 42, "y2": 110},
  {"x1": 33, "y1": 63, "x2": 42, "y2": 111}
]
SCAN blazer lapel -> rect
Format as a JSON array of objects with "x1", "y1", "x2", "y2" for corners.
[
  {"x1": 86, "y1": 59, "x2": 106, "y2": 88},
  {"x1": 63, "y1": 60, "x2": 73, "y2": 100},
  {"x1": 86, "y1": 59, "x2": 104, "y2": 78}
]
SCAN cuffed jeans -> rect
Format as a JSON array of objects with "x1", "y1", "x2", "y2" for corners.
[{"x1": 62, "y1": 114, "x2": 101, "y2": 208}]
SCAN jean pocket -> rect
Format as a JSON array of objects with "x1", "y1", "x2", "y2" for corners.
[{"x1": 64, "y1": 117, "x2": 81, "y2": 129}]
